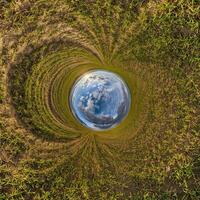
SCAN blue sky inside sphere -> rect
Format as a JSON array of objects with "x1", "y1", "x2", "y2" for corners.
[{"x1": 70, "y1": 70, "x2": 131, "y2": 131}]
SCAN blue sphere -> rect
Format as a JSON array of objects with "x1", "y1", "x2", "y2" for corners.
[{"x1": 70, "y1": 70, "x2": 131, "y2": 130}]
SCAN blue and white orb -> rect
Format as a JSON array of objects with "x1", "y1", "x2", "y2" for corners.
[{"x1": 70, "y1": 70, "x2": 131, "y2": 130}]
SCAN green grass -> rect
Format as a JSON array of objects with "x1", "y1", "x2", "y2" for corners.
[{"x1": 0, "y1": 0, "x2": 199, "y2": 199}]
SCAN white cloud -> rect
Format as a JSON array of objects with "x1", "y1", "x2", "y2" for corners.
[{"x1": 85, "y1": 99, "x2": 94, "y2": 111}]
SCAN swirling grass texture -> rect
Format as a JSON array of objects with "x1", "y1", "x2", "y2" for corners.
[{"x1": 0, "y1": 0, "x2": 200, "y2": 199}]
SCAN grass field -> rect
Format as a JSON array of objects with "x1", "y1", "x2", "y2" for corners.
[{"x1": 0, "y1": 0, "x2": 200, "y2": 199}]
